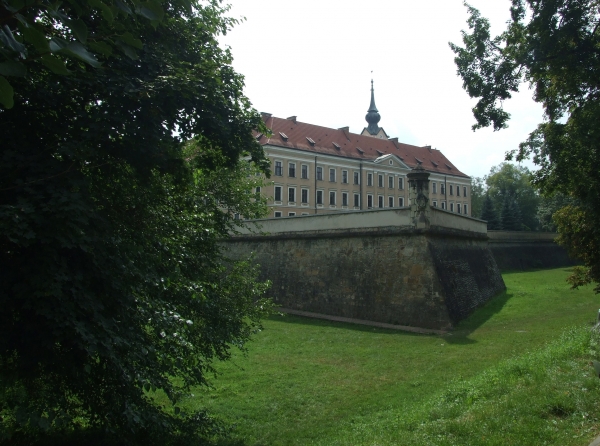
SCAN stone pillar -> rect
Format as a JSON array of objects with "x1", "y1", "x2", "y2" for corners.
[{"x1": 407, "y1": 164, "x2": 430, "y2": 229}]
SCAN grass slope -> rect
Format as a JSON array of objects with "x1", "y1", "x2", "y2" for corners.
[{"x1": 181, "y1": 268, "x2": 600, "y2": 445}]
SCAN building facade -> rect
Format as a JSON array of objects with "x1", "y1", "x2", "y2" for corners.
[{"x1": 256, "y1": 84, "x2": 471, "y2": 218}]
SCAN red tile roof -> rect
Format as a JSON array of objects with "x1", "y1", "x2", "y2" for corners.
[{"x1": 258, "y1": 115, "x2": 469, "y2": 178}]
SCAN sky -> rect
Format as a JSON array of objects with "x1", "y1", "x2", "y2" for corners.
[{"x1": 219, "y1": 0, "x2": 545, "y2": 179}]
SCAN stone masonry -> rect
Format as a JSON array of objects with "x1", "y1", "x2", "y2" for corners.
[{"x1": 224, "y1": 166, "x2": 506, "y2": 331}]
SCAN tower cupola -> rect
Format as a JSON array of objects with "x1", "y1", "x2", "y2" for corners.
[{"x1": 365, "y1": 79, "x2": 381, "y2": 135}]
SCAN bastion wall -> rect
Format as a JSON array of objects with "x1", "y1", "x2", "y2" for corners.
[{"x1": 225, "y1": 208, "x2": 506, "y2": 330}]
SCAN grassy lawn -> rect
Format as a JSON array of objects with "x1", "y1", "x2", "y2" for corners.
[{"x1": 179, "y1": 268, "x2": 600, "y2": 445}]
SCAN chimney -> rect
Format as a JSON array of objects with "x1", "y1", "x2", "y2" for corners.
[
  {"x1": 338, "y1": 126, "x2": 350, "y2": 141},
  {"x1": 260, "y1": 112, "x2": 272, "y2": 119},
  {"x1": 287, "y1": 116, "x2": 297, "y2": 123}
]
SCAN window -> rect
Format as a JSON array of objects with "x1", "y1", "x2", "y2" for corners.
[
  {"x1": 316, "y1": 190, "x2": 323, "y2": 205},
  {"x1": 353, "y1": 172, "x2": 359, "y2": 184},
  {"x1": 342, "y1": 170, "x2": 348, "y2": 184},
  {"x1": 354, "y1": 194, "x2": 360, "y2": 207},
  {"x1": 316, "y1": 166, "x2": 323, "y2": 180},
  {"x1": 441, "y1": 184, "x2": 446, "y2": 195},
  {"x1": 288, "y1": 212, "x2": 296, "y2": 217},
  {"x1": 329, "y1": 168, "x2": 336, "y2": 182},
  {"x1": 441, "y1": 201, "x2": 446, "y2": 210},
  {"x1": 301, "y1": 188, "x2": 309, "y2": 204},
  {"x1": 432, "y1": 182, "x2": 437, "y2": 194},
  {"x1": 450, "y1": 202, "x2": 454, "y2": 212},
  {"x1": 274, "y1": 186, "x2": 282, "y2": 202},
  {"x1": 463, "y1": 186, "x2": 467, "y2": 197},
  {"x1": 456, "y1": 186, "x2": 460, "y2": 197},
  {"x1": 301, "y1": 212, "x2": 309, "y2": 216},
  {"x1": 288, "y1": 187, "x2": 295, "y2": 203},
  {"x1": 399, "y1": 197, "x2": 404, "y2": 207},
  {"x1": 342, "y1": 192, "x2": 348, "y2": 206},
  {"x1": 378, "y1": 195, "x2": 384, "y2": 208},
  {"x1": 457, "y1": 203, "x2": 461, "y2": 214},
  {"x1": 367, "y1": 194, "x2": 373, "y2": 208},
  {"x1": 274, "y1": 161, "x2": 282, "y2": 176},
  {"x1": 433, "y1": 201, "x2": 438, "y2": 207},
  {"x1": 288, "y1": 163, "x2": 296, "y2": 177},
  {"x1": 274, "y1": 211, "x2": 282, "y2": 218},
  {"x1": 449, "y1": 185, "x2": 454, "y2": 196},
  {"x1": 398, "y1": 177, "x2": 404, "y2": 190},
  {"x1": 464, "y1": 204, "x2": 469, "y2": 215},
  {"x1": 234, "y1": 213, "x2": 240, "y2": 220},
  {"x1": 255, "y1": 186, "x2": 261, "y2": 193},
  {"x1": 367, "y1": 173, "x2": 373, "y2": 186},
  {"x1": 329, "y1": 191, "x2": 336, "y2": 205},
  {"x1": 388, "y1": 196, "x2": 394, "y2": 207},
  {"x1": 388, "y1": 176, "x2": 394, "y2": 189},
  {"x1": 378, "y1": 174, "x2": 383, "y2": 188},
  {"x1": 301, "y1": 164, "x2": 308, "y2": 179}
]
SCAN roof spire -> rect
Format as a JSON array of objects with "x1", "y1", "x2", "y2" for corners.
[{"x1": 365, "y1": 78, "x2": 381, "y2": 135}]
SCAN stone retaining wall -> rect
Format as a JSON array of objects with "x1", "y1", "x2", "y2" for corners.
[
  {"x1": 487, "y1": 231, "x2": 576, "y2": 271},
  {"x1": 225, "y1": 210, "x2": 505, "y2": 330}
]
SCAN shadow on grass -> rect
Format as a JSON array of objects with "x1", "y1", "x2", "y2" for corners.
[
  {"x1": 444, "y1": 290, "x2": 513, "y2": 345},
  {"x1": 266, "y1": 289, "x2": 514, "y2": 344},
  {"x1": 266, "y1": 313, "x2": 427, "y2": 338}
]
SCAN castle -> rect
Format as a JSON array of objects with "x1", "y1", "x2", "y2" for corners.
[{"x1": 257, "y1": 81, "x2": 472, "y2": 218}]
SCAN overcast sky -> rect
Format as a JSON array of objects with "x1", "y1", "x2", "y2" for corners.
[{"x1": 220, "y1": 0, "x2": 544, "y2": 179}]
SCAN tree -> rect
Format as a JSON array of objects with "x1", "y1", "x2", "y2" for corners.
[
  {"x1": 450, "y1": 0, "x2": 600, "y2": 289},
  {"x1": 537, "y1": 192, "x2": 577, "y2": 232},
  {"x1": 480, "y1": 193, "x2": 500, "y2": 230},
  {"x1": 484, "y1": 163, "x2": 539, "y2": 231},
  {"x1": 553, "y1": 205, "x2": 600, "y2": 292},
  {"x1": 0, "y1": 0, "x2": 272, "y2": 443},
  {"x1": 500, "y1": 195, "x2": 522, "y2": 231},
  {"x1": 0, "y1": 0, "x2": 181, "y2": 108},
  {"x1": 469, "y1": 176, "x2": 486, "y2": 218}
]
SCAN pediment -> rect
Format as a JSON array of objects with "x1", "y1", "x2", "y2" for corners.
[{"x1": 373, "y1": 153, "x2": 410, "y2": 169}]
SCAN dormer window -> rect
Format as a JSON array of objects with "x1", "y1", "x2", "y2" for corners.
[
  {"x1": 306, "y1": 137, "x2": 315, "y2": 146},
  {"x1": 376, "y1": 150, "x2": 384, "y2": 156},
  {"x1": 279, "y1": 132, "x2": 288, "y2": 141},
  {"x1": 356, "y1": 147, "x2": 364, "y2": 154},
  {"x1": 332, "y1": 142, "x2": 341, "y2": 150}
]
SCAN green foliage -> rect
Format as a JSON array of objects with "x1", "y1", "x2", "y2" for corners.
[
  {"x1": 485, "y1": 163, "x2": 539, "y2": 230},
  {"x1": 554, "y1": 205, "x2": 600, "y2": 292},
  {"x1": 480, "y1": 193, "x2": 500, "y2": 229},
  {"x1": 450, "y1": 1, "x2": 600, "y2": 288},
  {"x1": 0, "y1": 0, "x2": 273, "y2": 443},
  {"x1": 0, "y1": 0, "x2": 196, "y2": 108},
  {"x1": 537, "y1": 192, "x2": 577, "y2": 232},
  {"x1": 500, "y1": 195, "x2": 522, "y2": 231},
  {"x1": 469, "y1": 176, "x2": 485, "y2": 218}
]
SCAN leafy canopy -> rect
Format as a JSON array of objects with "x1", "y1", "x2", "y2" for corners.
[
  {"x1": 0, "y1": 0, "x2": 273, "y2": 443},
  {"x1": 450, "y1": 0, "x2": 600, "y2": 289},
  {"x1": 485, "y1": 163, "x2": 539, "y2": 231}
]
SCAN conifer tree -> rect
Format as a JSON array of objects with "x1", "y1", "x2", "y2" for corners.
[
  {"x1": 500, "y1": 196, "x2": 522, "y2": 231},
  {"x1": 480, "y1": 194, "x2": 500, "y2": 230}
]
